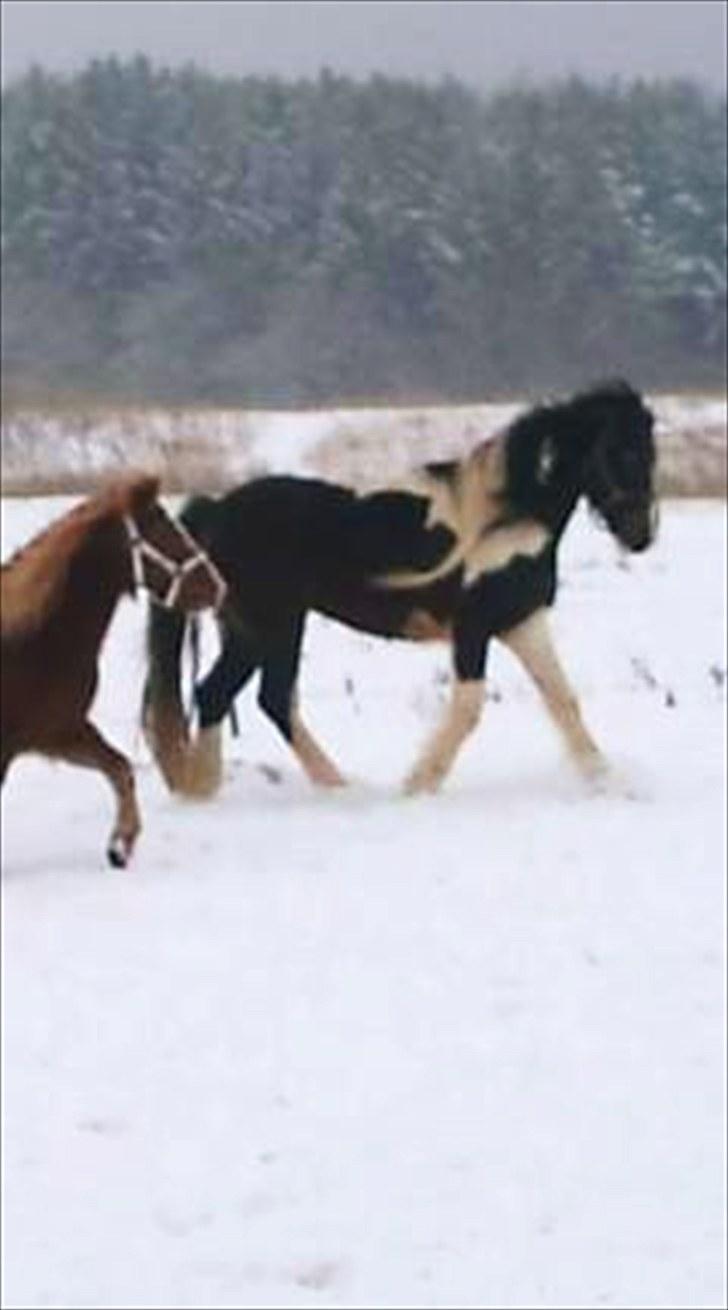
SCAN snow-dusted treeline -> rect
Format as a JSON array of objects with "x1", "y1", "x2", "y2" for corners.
[{"x1": 3, "y1": 64, "x2": 726, "y2": 403}]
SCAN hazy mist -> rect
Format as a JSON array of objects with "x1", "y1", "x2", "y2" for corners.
[{"x1": 2, "y1": 1, "x2": 726, "y2": 91}]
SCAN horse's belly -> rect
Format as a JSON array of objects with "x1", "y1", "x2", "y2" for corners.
[
  {"x1": 318, "y1": 587, "x2": 451, "y2": 643},
  {"x1": 400, "y1": 609, "x2": 452, "y2": 641},
  {"x1": 1, "y1": 652, "x2": 98, "y2": 749}
]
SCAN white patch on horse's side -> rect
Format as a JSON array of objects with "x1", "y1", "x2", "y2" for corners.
[
  {"x1": 463, "y1": 520, "x2": 550, "y2": 586},
  {"x1": 374, "y1": 433, "x2": 509, "y2": 590},
  {"x1": 356, "y1": 465, "x2": 461, "y2": 535}
]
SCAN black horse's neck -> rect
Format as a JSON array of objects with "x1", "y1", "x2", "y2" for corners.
[{"x1": 503, "y1": 394, "x2": 600, "y2": 540}]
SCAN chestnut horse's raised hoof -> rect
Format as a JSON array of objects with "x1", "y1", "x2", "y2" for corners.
[{"x1": 108, "y1": 836, "x2": 131, "y2": 869}]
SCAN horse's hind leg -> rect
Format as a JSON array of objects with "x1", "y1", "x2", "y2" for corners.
[
  {"x1": 259, "y1": 617, "x2": 346, "y2": 787},
  {"x1": 49, "y1": 721, "x2": 141, "y2": 867}
]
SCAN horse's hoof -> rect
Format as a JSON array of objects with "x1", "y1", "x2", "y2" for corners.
[
  {"x1": 585, "y1": 764, "x2": 612, "y2": 794},
  {"x1": 403, "y1": 771, "x2": 443, "y2": 796},
  {"x1": 107, "y1": 837, "x2": 129, "y2": 868}
]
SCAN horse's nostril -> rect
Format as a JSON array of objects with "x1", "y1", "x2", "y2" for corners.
[
  {"x1": 625, "y1": 519, "x2": 654, "y2": 552},
  {"x1": 630, "y1": 535, "x2": 651, "y2": 554}
]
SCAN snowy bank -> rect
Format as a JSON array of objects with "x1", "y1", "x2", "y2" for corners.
[{"x1": 1, "y1": 394, "x2": 726, "y2": 496}]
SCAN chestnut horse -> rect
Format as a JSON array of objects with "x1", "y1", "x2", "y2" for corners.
[{"x1": 1, "y1": 474, "x2": 226, "y2": 866}]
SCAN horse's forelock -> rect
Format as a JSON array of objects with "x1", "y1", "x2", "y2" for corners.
[{"x1": 105, "y1": 473, "x2": 162, "y2": 519}]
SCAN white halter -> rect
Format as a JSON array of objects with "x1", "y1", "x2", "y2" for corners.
[{"x1": 124, "y1": 515, "x2": 226, "y2": 610}]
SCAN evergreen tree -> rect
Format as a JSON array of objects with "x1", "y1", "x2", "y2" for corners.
[{"x1": 2, "y1": 61, "x2": 725, "y2": 404}]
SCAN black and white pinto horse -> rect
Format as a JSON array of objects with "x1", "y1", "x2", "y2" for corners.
[{"x1": 143, "y1": 380, "x2": 657, "y2": 797}]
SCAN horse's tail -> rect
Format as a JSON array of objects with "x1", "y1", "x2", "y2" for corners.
[
  {"x1": 142, "y1": 602, "x2": 191, "y2": 792},
  {"x1": 142, "y1": 493, "x2": 224, "y2": 798}
]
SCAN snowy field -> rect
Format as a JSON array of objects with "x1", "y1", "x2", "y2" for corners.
[{"x1": 1, "y1": 494, "x2": 726, "y2": 1309}]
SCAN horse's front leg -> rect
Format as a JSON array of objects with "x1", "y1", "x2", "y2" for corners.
[
  {"x1": 500, "y1": 608, "x2": 608, "y2": 781},
  {"x1": 259, "y1": 617, "x2": 346, "y2": 787},
  {"x1": 184, "y1": 623, "x2": 260, "y2": 797},
  {"x1": 403, "y1": 625, "x2": 489, "y2": 795},
  {"x1": 50, "y1": 721, "x2": 141, "y2": 867}
]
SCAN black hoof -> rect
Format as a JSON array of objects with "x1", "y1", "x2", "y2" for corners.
[{"x1": 107, "y1": 837, "x2": 129, "y2": 868}]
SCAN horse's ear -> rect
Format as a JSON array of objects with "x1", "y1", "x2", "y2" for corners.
[
  {"x1": 128, "y1": 474, "x2": 161, "y2": 512},
  {"x1": 536, "y1": 435, "x2": 556, "y2": 484}
]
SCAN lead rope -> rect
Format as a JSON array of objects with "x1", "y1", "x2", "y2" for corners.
[
  {"x1": 187, "y1": 615, "x2": 239, "y2": 738},
  {"x1": 188, "y1": 614, "x2": 201, "y2": 724},
  {"x1": 124, "y1": 513, "x2": 231, "y2": 738}
]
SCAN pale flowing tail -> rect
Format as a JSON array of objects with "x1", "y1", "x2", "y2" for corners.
[{"x1": 142, "y1": 495, "x2": 224, "y2": 797}]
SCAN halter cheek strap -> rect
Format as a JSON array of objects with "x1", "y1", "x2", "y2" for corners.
[{"x1": 123, "y1": 515, "x2": 225, "y2": 610}]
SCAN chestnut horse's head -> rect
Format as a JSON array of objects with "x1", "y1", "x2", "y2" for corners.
[{"x1": 118, "y1": 476, "x2": 227, "y2": 612}]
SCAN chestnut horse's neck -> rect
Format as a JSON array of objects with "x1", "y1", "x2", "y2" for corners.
[{"x1": 47, "y1": 516, "x2": 132, "y2": 651}]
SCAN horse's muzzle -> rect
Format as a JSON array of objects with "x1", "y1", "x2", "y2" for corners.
[{"x1": 619, "y1": 502, "x2": 658, "y2": 553}]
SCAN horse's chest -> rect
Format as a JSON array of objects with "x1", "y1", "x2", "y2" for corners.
[
  {"x1": 459, "y1": 548, "x2": 556, "y2": 633},
  {"x1": 463, "y1": 521, "x2": 551, "y2": 585}
]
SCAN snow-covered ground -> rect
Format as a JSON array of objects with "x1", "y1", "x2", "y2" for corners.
[{"x1": 1, "y1": 495, "x2": 726, "y2": 1309}]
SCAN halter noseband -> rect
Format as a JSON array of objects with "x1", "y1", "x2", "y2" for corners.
[{"x1": 124, "y1": 515, "x2": 226, "y2": 610}]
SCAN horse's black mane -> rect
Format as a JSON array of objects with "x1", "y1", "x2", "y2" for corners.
[{"x1": 504, "y1": 378, "x2": 645, "y2": 530}]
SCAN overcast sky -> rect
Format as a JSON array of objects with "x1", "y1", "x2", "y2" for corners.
[{"x1": 1, "y1": 1, "x2": 726, "y2": 92}]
